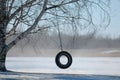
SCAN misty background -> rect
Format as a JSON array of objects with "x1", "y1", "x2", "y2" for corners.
[{"x1": 7, "y1": 31, "x2": 120, "y2": 57}]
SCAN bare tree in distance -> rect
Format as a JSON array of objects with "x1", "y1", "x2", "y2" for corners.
[{"x1": 0, "y1": 0, "x2": 110, "y2": 71}]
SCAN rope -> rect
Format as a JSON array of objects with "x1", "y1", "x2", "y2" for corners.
[
  {"x1": 57, "y1": 26, "x2": 63, "y2": 51},
  {"x1": 55, "y1": 10, "x2": 63, "y2": 51}
]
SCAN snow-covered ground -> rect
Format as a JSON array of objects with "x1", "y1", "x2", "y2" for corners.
[
  {"x1": 6, "y1": 57, "x2": 120, "y2": 76},
  {"x1": 101, "y1": 50, "x2": 120, "y2": 54}
]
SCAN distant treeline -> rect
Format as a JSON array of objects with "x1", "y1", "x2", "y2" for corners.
[{"x1": 16, "y1": 32, "x2": 120, "y2": 49}]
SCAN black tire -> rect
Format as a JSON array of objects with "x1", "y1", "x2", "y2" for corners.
[{"x1": 55, "y1": 51, "x2": 72, "y2": 69}]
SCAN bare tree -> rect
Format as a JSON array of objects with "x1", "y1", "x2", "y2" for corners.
[{"x1": 0, "y1": 0, "x2": 110, "y2": 71}]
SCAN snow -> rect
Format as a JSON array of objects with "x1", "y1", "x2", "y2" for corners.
[
  {"x1": 101, "y1": 50, "x2": 120, "y2": 54},
  {"x1": 6, "y1": 57, "x2": 120, "y2": 76}
]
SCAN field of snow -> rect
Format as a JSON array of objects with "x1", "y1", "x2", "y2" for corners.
[{"x1": 6, "y1": 57, "x2": 120, "y2": 76}]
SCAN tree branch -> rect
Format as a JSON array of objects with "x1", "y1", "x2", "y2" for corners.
[
  {"x1": 8, "y1": 0, "x2": 15, "y2": 16},
  {"x1": 46, "y1": 0, "x2": 80, "y2": 10},
  {"x1": 7, "y1": 0, "x2": 36, "y2": 24},
  {"x1": 7, "y1": 0, "x2": 48, "y2": 50}
]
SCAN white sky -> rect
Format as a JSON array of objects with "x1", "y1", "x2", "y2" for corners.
[{"x1": 98, "y1": 0, "x2": 120, "y2": 38}]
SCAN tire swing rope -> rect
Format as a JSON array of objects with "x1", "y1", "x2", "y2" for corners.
[
  {"x1": 58, "y1": 25, "x2": 63, "y2": 51},
  {"x1": 55, "y1": 25, "x2": 73, "y2": 69}
]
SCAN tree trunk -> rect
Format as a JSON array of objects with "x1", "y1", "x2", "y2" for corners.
[
  {"x1": 0, "y1": 0, "x2": 8, "y2": 72},
  {"x1": 0, "y1": 46, "x2": 7, "y2": 71},
  {"x1": 0, "y1": 23, "x2": 7, "y2": 71}
]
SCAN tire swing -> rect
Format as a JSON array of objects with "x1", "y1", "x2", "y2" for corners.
[
  {"x1": 55, "y1": 26, "x2": 72, "y2": 69},
  {"x1": 55, "y1": 51, "x2": 72, "y2": 69}
]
